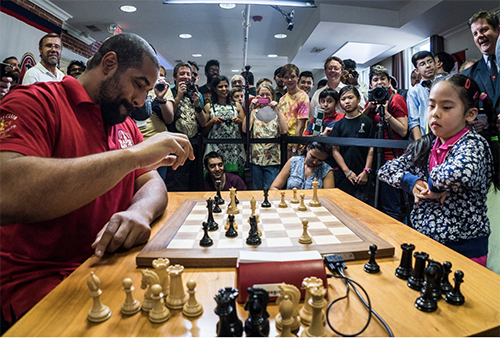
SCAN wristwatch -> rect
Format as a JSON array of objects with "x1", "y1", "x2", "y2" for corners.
[
  {"x1": 195, "y1": 106, "x2": 203, "y2": 113},
  {"x1": 364, "y1": 168, "x2": 372, "y2": 174},
  {"x1": 157, "y1": 98, "x2": 167, "y2": 104}
]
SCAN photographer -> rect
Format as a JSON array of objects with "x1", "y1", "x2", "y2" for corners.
[
  {"x1": 152, "y1": 62, "x2": 206, "y2": 191},
  {"x1": 363, "y1": 65, "x2": 408, "y2": 222},
  {"x1": 341, "y1": 59, "x2": 368, "y2": 108}
]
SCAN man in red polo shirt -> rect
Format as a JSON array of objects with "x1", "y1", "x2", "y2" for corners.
[{"x1": 0, "y1": 33, "x2": 194, "y2": 328}]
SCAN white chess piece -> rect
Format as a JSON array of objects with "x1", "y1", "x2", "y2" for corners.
[
  {"x1": 182, "y1": 279, "x2": 204, "y2": 317},
  {"x1": 275, "y1": 283, "x2": 301, "y2": 333},
  {"x1": 297, "y1": 193, "x2": 307, "y2": 211},
  {"x1": 121, "y1": 278, "x2": 141, "y2": 315},
  {"x1": 277, "y1": 295, "x2": 298, "y2": 337},
  {"x1": 152, "y1": 257, "x2": 170, "y2": 297},
  {"x1": 298, "y1": 219, "x2": 313, "y2": 245},
  {"x1": 166, "y1": 265, "x2": 189, "y2": 309},
  {"x1": 299, "y1": 277, "x2": 325, "y2": 326},
  {"x1": 300, "y1": 286, "x2": 330, "y2": 337},
  {"x1": 279, "y1": 191, "x2": 288, "y2": 208},
  {"x1": 149, "y1": 284, "x2": 170, "y2": 323},
  {"x1": 309, "y1": 178, "x2": 321, "y2": 207},
  {"x1": 290, "y1": 187, "x2": 300, "y2": 204},
  {"x1": 87, "y1": 272, "x2": 111, "y2": 323}
]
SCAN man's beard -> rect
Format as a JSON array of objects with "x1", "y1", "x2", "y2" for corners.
[{"x1": 98, "y1": 73, "x2": 135, "y2": 127}]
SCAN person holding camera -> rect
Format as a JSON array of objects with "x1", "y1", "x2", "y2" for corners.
[
  {"x1": 341, "y1": 59, "x2": 368, "y2": 108},
  {"x1": 363, "y1": 65, "x2": 408, "y2": 222}
]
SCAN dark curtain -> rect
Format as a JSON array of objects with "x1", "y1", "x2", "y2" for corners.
[{"x1": 392, "y1": 51, "x2": 405, "y2": 89}]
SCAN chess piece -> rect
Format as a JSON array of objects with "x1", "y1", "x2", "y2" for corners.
[
  {"x1": 140, "y1": 269, "x2": 160, "y2": 312},
  {"x1": 182, "y1": 279, "x2": 204, "y2": 317},
  {"x1": 244, "y1": 287, "x2": 270, "y2": 337},
  {"x1": 235, "y1": 189, "x2": 239, "y2": 204},
  {"x1": 215, "y1": 287, "x2": 243, "y2": 337},
  {"x1": 440, "y1": 261, "x2": 453, "y2": 294},
  {"x1": 277, "y1": 295, "x2": 298, "y2": 337},
  {"x1": 166, "y1": 264, "x2": 189, "y2": 309},
  {"x1": 363, "y1": 244, "x2": 380, "y2": 274},
  {"x1": 206, "y1": 198, "x2": 219, "y2": 231},
  {"x1": 200, "y1": 221, "x2": 214, "y2": 247},
  {"x1": 87, "y1": 272, "x2": 112, "y2": 323},
  {"x1": 215, "y1": 179, "x2": 225, "y2": 205},
  {"x1": 246, "y1": 216, "x2": 262, "y2": 246},
  {"x1": 275, "y1": 283, "x2": 301, "y2": 333},
  {"x1": 229, "y1": 187, "x2": 240, "y2": 215},
  {"x1": 415, "y1": 264, "x2": 439, "y2": 312},
  {"x1": 121, "y1": 278, "x2": 141, "y2": 315},
  {"x1": 395, "y1": 243, "x2": 415, "y2": 280},
  {"x1": 407, "y1": 252, "x2": 429, "y2": 290},
  {"x1": 290, "y1": 188, "x2": 300, "y2": 204},
  {"x1": 261, "y1": 186, "x2": 271, "y2": 208},
  {"x1": 249, "y1": 197, "x2": 262, "y2": 236},
  {"x1": 149, "y1": 284, "x2": 171, "y2": 323},
  {"x1": 225, "y1": 214, "x2": 238, "y2": 238},
  {"x1": 300, "y1": 286, "x2": 329, "y2": 337},
  {"x1": 308, "y1": 178, "x2": 321, "y2": 207},
  {"x1": 213, "y1": 196, "x2": 222, "y2": 213},
  {"x1": 297, "y1": 193, "x2": 307, "y2": 211},
  {"x1": 445, "y1": 270, "x2": 465, "y2": 306},
  {"x1": 152, "y1": 257, "x2": 170, "y2": 297},
  {"x1": 299, "y1": 277, "x2": 325, "y2": 326},
  {"x1": 423, "y1": 260, "x2": 443, "y2": 301},
  {"x1": 298, "y1": 219, "x2": 313, "y2": 245},
  {"x1": 279, "y1": 191, "x2": 288, "y2": 208}
]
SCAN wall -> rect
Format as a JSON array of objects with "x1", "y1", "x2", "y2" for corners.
[{"x1": 444, "y1": 28, "x2": 481, "y2": 61}]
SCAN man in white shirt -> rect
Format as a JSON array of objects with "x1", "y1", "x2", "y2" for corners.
[{"x1": 22, "y1": 33, "x2": 65, "y2": 85}]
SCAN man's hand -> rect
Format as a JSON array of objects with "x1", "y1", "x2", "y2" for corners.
[
  {"x1": 191, "y1": 89, "x2": 201, "y2": 107},
  {"x1": 91, "y1": 210, "x2": 151, "y2": 257},
  {"x1": 322, "y1": 127, "x2": 332, "y2": 136},
  {"x1": 154, "y1": 78, "x2": 170, "y2": 99},
  {"x1": 0, "y1": 76, "x2": 12, "y2": 101}
]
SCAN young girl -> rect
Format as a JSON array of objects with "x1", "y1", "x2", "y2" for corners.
[
  {"x1": 303, "y1": 88, "x2": 344, "y2": 136},
  {"x1": 242, "y1": 82, "x2": 288, "y2": 190},
  {"x1": 378, "y1": 74, "x2": 500, "y2": 265}
]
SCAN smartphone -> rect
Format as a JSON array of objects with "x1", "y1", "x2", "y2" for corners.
[
  {"x1": 0, "y1": 63, "x2": 13, "y2": 78},
  {"x1": 258, "y1": 97, "x2": 269, "y2": 104}
]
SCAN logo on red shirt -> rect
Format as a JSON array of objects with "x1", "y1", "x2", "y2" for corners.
[{"x1": 117, "y1": 129, "x2": 134, "y2": 148}]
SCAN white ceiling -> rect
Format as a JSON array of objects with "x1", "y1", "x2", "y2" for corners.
[{"x1": 49, "y1": 0, "x2": 498, "y2": 83}]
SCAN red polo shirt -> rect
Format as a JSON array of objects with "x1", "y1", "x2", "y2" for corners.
[{"x1": 0, "y1": 76, "x2": 146, "y2": 322}]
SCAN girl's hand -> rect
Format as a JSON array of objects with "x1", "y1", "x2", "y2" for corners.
[
  {"x1": 322, "y1": 127, "x2": 332, "y2": 136},
  {"x1": 232, "y1": 117, "x2": 242, "y2": 125},
  {"x1": 355, "y1": 170, "x2": 368, "y2": 185},
  {"x1": 414, "y1": 186, "x2": 448, "y2": 204},
  {"x1": 212, "y1": 116, "x2": 224, "y2": 125},
  {"x1": 270, "y1": 100, "x2": 278, "y2": 109},
  {"x1": 412, "y1": 180, "x2": 428, "y2": 203},
  {"x1": 251, "y1": 97, "x2": 259, "y2": 106}
]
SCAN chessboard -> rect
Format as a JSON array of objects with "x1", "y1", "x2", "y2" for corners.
[{"x1": 136, "y1": 196, "x2": 394, "y2": 268}]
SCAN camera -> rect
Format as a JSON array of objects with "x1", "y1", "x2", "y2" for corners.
[
  {"x1": 368, "y1": 85, "x2": 390, "y2": 103},
  {"x1": 0, "y1": 62, "x2": 13, "y2": 78},
  {"x1": 155, "y1": 76, "x2": 167, "y2": 92},
  {"x1": 186, "y1": 82, "x2": 197, "y2": 96},
  {"x1": 258, "y1": 97, "x2": 269, "y2": 104}
]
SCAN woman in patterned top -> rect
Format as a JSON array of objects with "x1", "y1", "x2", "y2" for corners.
[
  {"x1": 203, "y1": 75, "x2": 246, "y2": 177},
  {"x1": 378, "y1": 74, "x2": 500, "y2": 266},
  {"x1": 271, "y1": 141, "x2": 335, "y2": 190},
  {"x1": 242, "y1": 82, "x2": 288, "y2": 190}
]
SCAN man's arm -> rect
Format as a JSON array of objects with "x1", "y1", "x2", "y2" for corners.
[
  {"x1": 92, "y1": 170, "x2": 167, "y2": 257},
  {"x1": 0, "y1": 132, "x2": 193, "y2": 225}
]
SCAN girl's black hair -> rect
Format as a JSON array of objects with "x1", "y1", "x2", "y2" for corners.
[
  {"x1": 211, "y1": 75, "x2": 231, "y2": 104},
  {"x1": 319, "y1": 88, "x2": 340, "y2": 103},
  {"x1": 338, "y1": 85, "x2": 361, "y2": 99},
  {"x1": 404, "y1": 74, "x2": 499, "y2": 190},
  {"x1": 306, "y1": 141, "x2": 332, "y2": 156}
]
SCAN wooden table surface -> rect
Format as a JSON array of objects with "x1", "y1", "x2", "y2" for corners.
[{"x1": 4, "y1": 189, "x2": 500, "y2": 337}]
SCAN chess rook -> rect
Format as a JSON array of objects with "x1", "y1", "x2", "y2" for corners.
[
  {"x1": 395, "y1": 243, "x2": 415, "y2": 280},
  {"x1": 166, "y1": 264, "x2": 189, "y2": 309},
  {"x1": 407, "y1": 252, "x2": 428, "y2": 291},
  {"x1": 152, "y1": 257, "x2": 170, "y2": 297}
]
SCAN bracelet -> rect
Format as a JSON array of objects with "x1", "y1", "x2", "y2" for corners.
[
  {"x1": 157, "y1": 98, "x2": 167, "y2": 104},
  {"x1": 385, "y1": 114, "x2": 392, "y2": 121},
  {"x1": 346, "y1": 170, "x2": 353, "y2": 178},
  {"x1": 364, "y1": 168, "x2": 372, "y2": 174},
  {"x1": 195, "y1": 106, "x2": 203, "y2": 113}
]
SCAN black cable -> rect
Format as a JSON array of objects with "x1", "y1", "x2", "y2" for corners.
[{"x1": 323, "y1": 255, "x2": 394, "y2": 337}]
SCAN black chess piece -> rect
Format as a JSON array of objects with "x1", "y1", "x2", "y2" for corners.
[
  {"x1": 199, "y1": 221, "x2": 213, "y2": 247},
  {"x1": 395, "y1": 243, "x2": 415, "y2": 280},
  {"x1": 261, "y1": 186, "x2": 271, "y2": 208},
  {"x1": 213, "y1": 196, "x2": 222, "y2": 214},
  {"x1": 422, "y1": 260, "x2": 442, "y2": 301},
  {"x1": 246, "y1": 216, "x2": 261, "y2": 246},
  {"x1": 206, "y1": 198, "x2": 219, "y2": 231},
  {"x1": 215, "y1": 179, "x2": 225, "y2": 205},
  {"x1": 440, "y1": 261, "x2": 453, "y2": 294},
  {"x1": 215, "y1": 288, "x2": 243, "y2": 337},
  {"x1": 234, "y1": 190, "x2": 239, "y2": 205},
  {"x1": 225, "y1": 214, "x2": 238, "y2": 238},
  {"x1": 408, "y1": 252, "x2": 429, "y2": 290},
  {"x1": 244, "y1": 288, "x2": 270, "y2": 337},
  {"x1": 445, "y1": 270, "x2": 465, "y2": 306},
  {"x1": 415, "y1": 263, "x2": 439, "y2": 312},
  {"x1": 363, "y1": 244, "x2": 380, "y2": 273}
]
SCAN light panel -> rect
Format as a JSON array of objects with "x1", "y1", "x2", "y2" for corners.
[
  {"x1": 164, "y1": 0, "x2": 315, "y2": 7},
  {"x1": 333, "y1": 42, "x2": 394, "y2": 65}
]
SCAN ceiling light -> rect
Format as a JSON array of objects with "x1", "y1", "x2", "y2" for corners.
[
  {"x1": 120, "y1": 5, "x2": 137, "y2": 12},
  {"x1": 333, "y1": 42, "x2": 394, "y2": 64},
  {"x1": 274, "y1": 33, "x2": 287, "y2": 39},
  {"x1": 268, "y1": 54, "x2": 278, "y2": 58},
  {"x1": 219, "y1": 3, "x2": 236, "y2": 9},
  {"x1": 164, "y1": 0, "x2": 315, "y2": 7},
  {"x1": 179, "y1": 34, "x2": 192, "y2": 39},
  {"x1": 231, "y1": 69, "x2": 240, "y2": 72},
  {"x1": 192, "y1": 54, "x2": 202, "y2": 57}
]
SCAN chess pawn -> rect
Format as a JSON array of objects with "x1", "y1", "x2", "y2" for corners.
[
  {"x1": 149, "y1": 284, "x2": 171, "y2": 323},
  {"x1": 445, "y1": 270, "x2": 465, "y2": 306},
  {"x1": 166, "y1": 265, "x2": 189, "y2": 309},
  {"x1": 395, "y1": 243, "x2": 415, "y2": 280},
  {"x1": 297, "y1": 193, "x2": 307, "y2": 211},
  {"x1": 308, "y1": 178, "x2": 321, "y2": 207},
  {"x1": 300, "y1": 286, "x2": 330, "y2": 337},
  {"x1": 182, "y1": 279, "x2": 204, "y2": 317},
  {"x1": 363, "y1": 244, "x2": 380, "y2": 274},
  {"x1": 290, "y1": 188, "x2": 300, "y2": 204},
  {"x1": 277, "y1": 295, "x2": 298, "y2": 337},
  {"x1": 298, "y1": 219, "x2": 313, "y2": 245},
  {"x1": 120, "y1": 278, "x2": 141, "y2": 315},
  {"x1": 141, "y1": 269, "x2": 160, "y2": 312},
  {"x1": 299, "y1": 277, "x2": 325, "y2": 326},
  {"x1": 279, "y1": 191, "x2": 288, "y2": 208},
  {"x1": 87, "y1": 272, "x2": 112, "y2": 323},
  {"x1": 152, "y1": 257, "x2": 170, "y2": 297}
]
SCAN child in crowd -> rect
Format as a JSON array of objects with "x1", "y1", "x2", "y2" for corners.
[
  {"x1": 278, "y1": 64, "x2": 310, "y2": 157},
  {"x1": 378, "y1": 74, "x2": 500, "y2": 265},
  {"x1": 331, "y1": 85, "x2": 375, "y2": 201},
  {"x1": 303, "y1": 88, "x2": 344, "y2": 136},
  {"x1": 242, "y1": 82, "x2": 288, "y2": 190},
  {"x1": 229, "y1": 87, "x2": 245, "y2": 107}
]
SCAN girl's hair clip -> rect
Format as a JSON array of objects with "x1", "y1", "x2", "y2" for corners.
[
  {"x1": 479, "y1": 92, "x2": 488, "y2": 101},
  {"x1": 473, "y1": 91, "x2": 479, "y2": 100},
  {"x1": 465, "y1": 78, "x2": 471, "y2": 89},
  {"x1": 491, "y1": 136, "x2": 499, "y2": 142}
]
